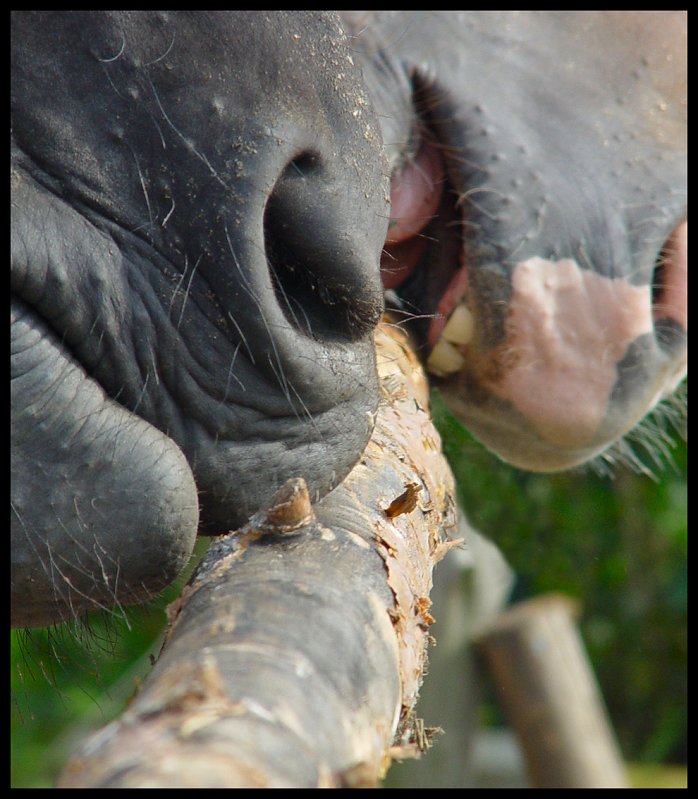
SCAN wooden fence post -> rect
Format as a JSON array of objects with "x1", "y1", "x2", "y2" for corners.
[{"x1": 477, "y1": 594, "x2": 628, "y2": 788}]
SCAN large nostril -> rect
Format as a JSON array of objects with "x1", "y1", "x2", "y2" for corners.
[
  {"x1": 263, "y1": 152, "x2": 384, "y2": 343},
  {"x1": 652, "y1": 219, "x2": 687, "y2": 351}
]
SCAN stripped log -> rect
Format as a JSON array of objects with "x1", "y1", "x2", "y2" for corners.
[{"x1": 57, "y1": 319, "x2": 460, "y2": 788}]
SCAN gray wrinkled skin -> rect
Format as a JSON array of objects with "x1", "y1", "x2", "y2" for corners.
[
  {"x1": 11, "y1": 11, "x2": 388, "y2": 627},
  {"x1": 11, "y1": 11, "x2": 686, "y2": 628}
]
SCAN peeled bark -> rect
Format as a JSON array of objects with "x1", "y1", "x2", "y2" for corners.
[{"x1": 57, "y1": 320, "x2": 460, "y2": 788}]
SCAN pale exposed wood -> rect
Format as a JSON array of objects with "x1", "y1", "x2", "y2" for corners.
[
  {"x1": 476, "y1": 594, "x2": 629, "y2": 788},
  {"x1": 57, "y1": 319, "x2": 460, "y2": 788}
]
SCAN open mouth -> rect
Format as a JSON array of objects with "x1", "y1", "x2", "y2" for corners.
[
  {"x1": 380, "y1": 130, "x2": 474, "y2": 379},
  {"x1": 379, "y1": 70, "x2": 496, "y2": 381}
]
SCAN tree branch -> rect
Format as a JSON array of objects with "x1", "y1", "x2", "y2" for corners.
[{"x1": 57, "y1": 320, "x2": 461, "y2": 788}]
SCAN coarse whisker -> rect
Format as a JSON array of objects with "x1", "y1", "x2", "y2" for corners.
[
  {"x1": 383, "y1": 311, "x2": 441, "y2": 329},
  {"x1": 148, "y1": 77, "x2": 229, "y2": 191},
  {"x1": 226, "y1": 311, "x2": 256, "y2": 367},
  {"x1": 264, "y1": 353, "x2": 324, "y2": 441},
  {"x1": 130, "y1": 148, "x2": 154, "y2": 243},
  {"x1": 225, "y1": 228, "x2": 298, "y2": 410},
  {"x1": 96, "y1": 35, "x2": 125, "y2": 63},
  {"x1": 455, "y1": 184, "x2": 511, "y2": 213},
  {"x1": 176, "y1": 253, "x2": 202, "y2": 332},
  {"x1": 268, "y1": 262, "x2": 313, "y2": 337},
  {"x1": 289, "y1": 351, "x2": 378, "y2": 399},
  {"x1": 218, "y1": 340, "x2": 245, "y2": 405},
  {"x1": 130, "y1": 371, "x2": 149, "y2": 416},
  {"x1": 161, "y1": 197, "x2": 175, "y2": 228},
  {"x1": 592, "y1": 389, "x2": 687, "y2": 479},
  {"x1": 144, "y1": 30, "x2": 176, "y2": 66}
]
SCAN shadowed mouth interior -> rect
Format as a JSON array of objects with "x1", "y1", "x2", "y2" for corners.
[
  {"x1": 651, "y1": 219, "x2": 688, "y2": 353},
  {"x1": 381, "y1": 75, "x2": 472, "y2": 374}
]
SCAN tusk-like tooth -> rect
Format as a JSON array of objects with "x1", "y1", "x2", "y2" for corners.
[
  {"x1": 442, "y1": 303, "x2": 475, "y2": 346},
  {"x1": 426, "y1": 337, "x2": 465, "y2": 377}
]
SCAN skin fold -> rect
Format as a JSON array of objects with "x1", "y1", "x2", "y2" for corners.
[{"x1": 11, "y1": 11, "x2": 388, "y2": 627}]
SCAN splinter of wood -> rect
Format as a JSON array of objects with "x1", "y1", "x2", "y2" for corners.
[{"x1": 384, "y1": 482, "x2": 421, "y2": 518}]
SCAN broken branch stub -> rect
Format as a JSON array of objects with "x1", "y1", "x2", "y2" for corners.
[{"x1": 57, "y1": 319, "x2": 460, "y2": 788}]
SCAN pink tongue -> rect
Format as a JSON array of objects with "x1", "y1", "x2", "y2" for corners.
[{"x1": 381, "y1": 141, "x2": 444, "y2": 290}]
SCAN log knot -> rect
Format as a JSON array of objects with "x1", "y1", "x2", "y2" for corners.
[{"x1": 252, "y1": 478, "x2": 315, "y2": 535}]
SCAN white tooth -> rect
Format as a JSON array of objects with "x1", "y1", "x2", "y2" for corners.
[
  {"x1": 426, "y1": 337, "x2": 465, "y2": 377},
  {"x1": 442, "y1": 303, "x2": 475, "y2": 345}
]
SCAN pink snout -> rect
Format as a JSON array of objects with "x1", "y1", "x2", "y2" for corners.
[{"x1": 437, "y1": 221, "x2": 687, "y2": 469}]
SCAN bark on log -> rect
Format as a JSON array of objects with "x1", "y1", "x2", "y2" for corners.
[{"x1": 57, "y1": 320, "x2": 461, "y2": 788}]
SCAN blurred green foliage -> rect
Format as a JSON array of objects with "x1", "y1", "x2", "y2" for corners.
[
  {"x1": 11, "y1": 608, "x2": 165, "y2": 787},
  {"x1": 11, "y1": 393, "x2": 686, "y2": 786},
  {"x1": 430, "y1": 389, "x2": 687, "y2": 766},
  {"x1": 11, "y1": 537, "x2": 210, "y2": 788}
]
